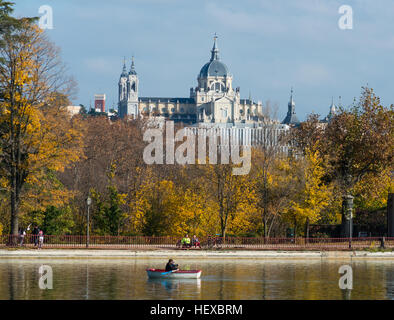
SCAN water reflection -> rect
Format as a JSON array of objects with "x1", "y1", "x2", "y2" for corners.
[
  {"x1": 148, "y1": 278, "x2": 201, "y2": 296},
  {"x1": 386, "y1": 269, "x2": 394, "y2": 300},
  {"x1": 0, "y1": 258, "x2": 393, "y2": 300}
]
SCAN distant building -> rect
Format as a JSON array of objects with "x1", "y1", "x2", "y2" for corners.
[
  {"x1": 282, "y1": 88, "x2": 300, "y2": 126},
  {"x1": 94, "y1": 94, "x2": 106, "y2": 113},
  {"x1": 116, "y1": 35, "x2": 337, "y2": 151},
  {"x1": 66, "y1": 105, "x2": 81, "y2": 117},
  {"x1": 117, "y1": 35, "x2": 292, "y2": 152},
  {"x1": 321, "y1": 97, "x2": 338, "y2": 123},
  {"x1": 118, "y1": 35, "x2": 264, "y2": 124}
]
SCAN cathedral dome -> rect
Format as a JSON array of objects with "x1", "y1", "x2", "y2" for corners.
[
  {"x1": 199, "y1": 60, "x2": 229, "y2": 78},
  {"x1": 199, "y1": 35, "x2": 229, "y2": 78}
]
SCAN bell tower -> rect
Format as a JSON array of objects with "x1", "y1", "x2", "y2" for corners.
[
  {"x1": 118, "y1": 57, "x2": 139, "y2": 118},
  {"x1": 118, "y1": 58, "x2": 128, "y2": 118},
  {"x1": 126, "y1": 56, "x2": 139, "y2": 118}
]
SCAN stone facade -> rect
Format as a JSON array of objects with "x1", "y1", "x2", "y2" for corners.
[{"x1": 118, "y1": 36, "x2": 265, "y2": 127}]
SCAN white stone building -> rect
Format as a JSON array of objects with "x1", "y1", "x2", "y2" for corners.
[{"x1": 117, "y1": 36, "x2": 307, "y2": 151}]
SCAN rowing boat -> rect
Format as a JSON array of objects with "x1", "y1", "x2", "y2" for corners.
[{"x1": 146, "y1": 268, "x2": 202, "y2": 279}]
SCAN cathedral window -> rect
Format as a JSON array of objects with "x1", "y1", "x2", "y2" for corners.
[{"x1": 211, "y1": 82, "x2": 225, "y2": 92}]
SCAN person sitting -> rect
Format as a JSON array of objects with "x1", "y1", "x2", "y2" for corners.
[
  {"x1": 192, "y1": 235, "x2": 201, "y2": 248},
  {"x1": 181, "y1": 234, "x2": 191, "y2": 248},
  {"x1": 165, "y1": 259, "x2": 179, "y2": 272}
]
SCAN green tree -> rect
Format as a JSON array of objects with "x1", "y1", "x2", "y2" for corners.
[{"x1": 90, "y1": 164, "x2": 126, "y2": 236}]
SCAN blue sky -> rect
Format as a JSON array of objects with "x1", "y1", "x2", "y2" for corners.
[{"x1": 14, "y1": 0, "x2": 394, "y2": 121}]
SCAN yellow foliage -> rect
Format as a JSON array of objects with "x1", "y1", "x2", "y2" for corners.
[
  {"x1": 282, "y1": 149, "x2": 332, "y2": 226},
  {"x1": 0, "y1": 24, "x2": 84, "y2": 226},
  {"x1": 354, "y1": 169, "x2": 393, "y2": 210}
]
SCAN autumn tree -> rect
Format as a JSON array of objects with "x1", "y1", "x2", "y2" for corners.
[
  {"x1": 290, "y1": 113, "x2": 325, "y2": 155},
  {"x1": 133, "y1": 176, "x2": 184, "y2": 236},
  {"x1": 323, "y1": 88, "x2": 393, "y2": 236},
  {"x1": 58, "y1": 116, "x2": 147, "y2": 234},
  {"x1": 197, "y1": 162, "x2": 256, "y2": 239},
  {"x1": 0, "y1": 21, "x2": 82, "y2": 237},
  {"x1": 293, "y1": 87, "x2": 394, "y2": 238},
  {"x1": 250, "y1": 101, "x2": 290, "y2": 238},
  {"x1": 282, "y1": 149, "x2": 332, "y2": 238}
]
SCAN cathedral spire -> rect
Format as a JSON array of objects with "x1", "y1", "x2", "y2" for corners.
[
  {"x1": 282, "y1": 87, "x2": 300, "y2": 125},
  {"x1": 129, "y1": 56, "x2": 137, "y2": 75},
  {"x1": 328, "y1": 96, "x2": 336, "y2": 119},
  {"x1": 289, "y1": 87, "x2": 295, "y2": 108},
  {"x1": 210, "y1": 33, "x2": 219, "y2": 61},
  {"x1": 121, "y1": 57, "x2": 127, "y2": 77}
]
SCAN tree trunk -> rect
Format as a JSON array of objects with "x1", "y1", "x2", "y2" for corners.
[
  {"x1": 10, "y1": 165, "x2": 19, "y2": 241},
  {"x1": 304, "y1": 218, "x2": 310, "y2": 243},
  {"x1": 293, "y1": 217, "x2": 297, "y2": 241}
]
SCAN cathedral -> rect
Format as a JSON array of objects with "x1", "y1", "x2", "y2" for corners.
[
  {"x1": 118, "y1": 35, "x2": 267, "y2": 126},
  {"x1": 117, "y1": 35, "x2": 335, "y2": 148}
]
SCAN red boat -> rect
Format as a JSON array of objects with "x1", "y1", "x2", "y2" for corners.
[{"x1": 146, "y1": 268, "x2": 202, "y2": 279}]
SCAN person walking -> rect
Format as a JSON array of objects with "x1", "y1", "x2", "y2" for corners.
[
  {"x1": 19, "y1": 228, "x2": 26, "y2": 246},
  {"x1": 38, "y1": 230, "x2": 44, "y2": 250},
  {"x1": 32, "y1": 225, "x2": 39, "y2": 247}
]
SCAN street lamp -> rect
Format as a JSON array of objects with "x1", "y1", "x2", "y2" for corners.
[
  {"x1": 86, "y1": 196, "x2": 92, "y2": 248},
  {"x1": 343, "y1": 194, "x2": 354, "y2": 249}
]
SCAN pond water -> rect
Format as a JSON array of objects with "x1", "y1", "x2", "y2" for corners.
[{"x1": 0, "y1": 258, "x2": 393, "y2": 300}]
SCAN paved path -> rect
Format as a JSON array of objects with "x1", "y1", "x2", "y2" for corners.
[{"x1": 1, "y1": 249, "x2": 394, "y2": 259}]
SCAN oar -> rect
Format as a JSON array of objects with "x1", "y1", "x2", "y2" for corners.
[{"x1": 161, "y1": 270, "x2": 174, "y2": 275}]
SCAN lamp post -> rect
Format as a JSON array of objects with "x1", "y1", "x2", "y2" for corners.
[
  {"x1": 86, "y1": 196, "x2": 92, "y2": 248},
  {"x1": 342, "y1": 194, "x2": 354, "y2": 249}
]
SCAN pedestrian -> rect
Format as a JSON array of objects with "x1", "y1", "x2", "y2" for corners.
[
  {"x1": 32, "y1": 225, "x2": 39, "y2": 247},
  {"x1": 38, "y1": 230, "x2": 44, "y2": 249},
  {"x1": 19, "y1": 228, "x2": 26, "y2": 246}
]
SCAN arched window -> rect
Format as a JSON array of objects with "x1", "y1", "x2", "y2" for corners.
[{"x1": 210, "y1": 82, "x2": 225, "y2": 92}]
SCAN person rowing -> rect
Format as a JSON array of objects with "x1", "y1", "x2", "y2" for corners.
[{"x1": 165, "y1": 259, "x2": 179, "y2": 272}]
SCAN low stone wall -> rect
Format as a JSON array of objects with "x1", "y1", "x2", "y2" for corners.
[{"x1": 1, "y1": 249, "x2": 394, "y2": 259}]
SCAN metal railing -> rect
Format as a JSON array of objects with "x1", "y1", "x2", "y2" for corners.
[{"x1": 0, "y1": 234, "x2": 392, "y2": 250}]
